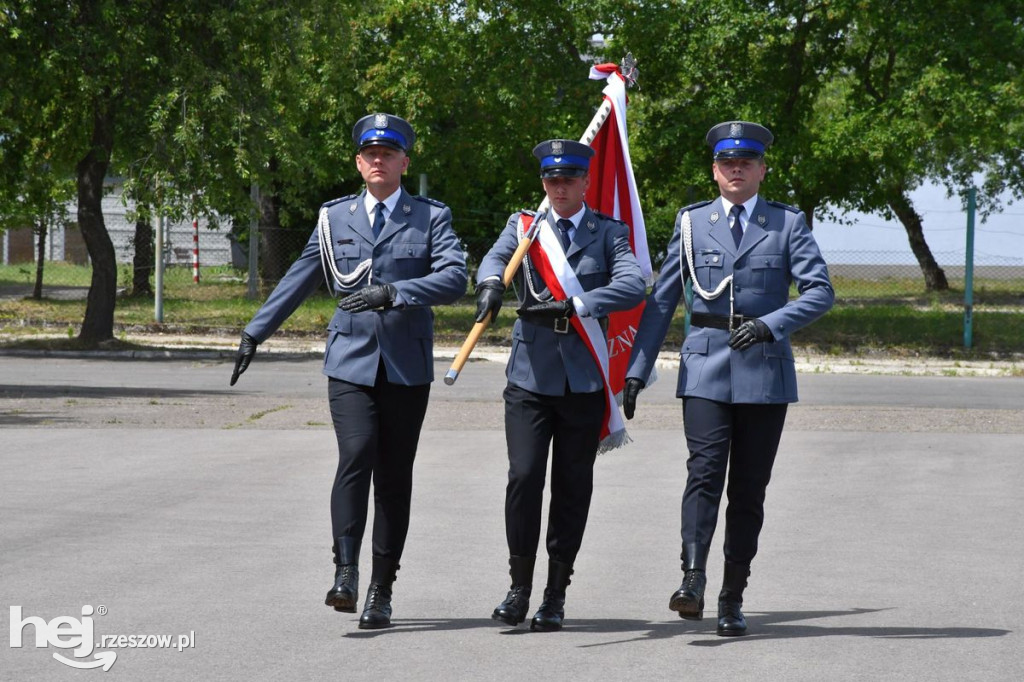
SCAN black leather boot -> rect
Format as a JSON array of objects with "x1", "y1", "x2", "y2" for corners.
[
  {"x1": 324, "y1": 537, "x2": 359, "y2": 613},
  {"x1": 492, "y1": 555, "x2": 535, "y2": 626},
  {"x1": 530, "y1": 559, "x2": 573, "y2": 632},
  {"x1": 669, "y1": 542, "x2": 709, "y2": 620},
  {"x1": 717, "y1": 561, "x2": 750, "y2": 636},
  {"x1": 358, "y1": 557, "x2": 399, "y2": 630}
]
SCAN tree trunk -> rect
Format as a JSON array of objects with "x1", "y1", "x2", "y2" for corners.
[
  {"x1": 33, "y1": 217, "x2": 47, "y2": 300},
  {"x1": 798, "y1": 197, "x2": 817, "y2": 231},
  {"x1": 131, "y1": 212, "x2": 154, "y2": 296},
  {"x1": 257, "y1": 185, "x2": 287, "y2": 284},
  {"x1": 76, "y1": 101, "x2": 117, "y2": 343},
  {"x1": 887, "y1": 189, "x2": 949, "y2": 292}
]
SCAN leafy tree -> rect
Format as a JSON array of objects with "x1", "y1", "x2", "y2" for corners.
[
  {"x1": 828, "y1": 0, "x2": 1024, "y2": 290},
  {"x1": 1, "y1": 1, "x2": 218, "y2": 341},
  {"x1": 609, "y1": 0, "x2": 1024, "y2": 290}
]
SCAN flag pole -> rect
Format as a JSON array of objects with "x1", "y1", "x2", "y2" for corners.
[{"x1": 443, "y1": 97, "x2": 617, "y2": 386}]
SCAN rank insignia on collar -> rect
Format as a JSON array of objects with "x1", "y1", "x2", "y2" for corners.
[
  {"x1": 710, "y1": 211, "x2": 720, "y2": 223},
  {"x1": 757, "y1": 214, "x2": 766, "y2": 225},
  {"x1": 349, "y1": 202, "x2": 358, "y2": 213},
  {"x1": 551, "y1": 140, "x2": 564, "y2": 155},
  {"x1": 402, "y1": 204, "x2": 412, "y2": 214},
  {"x1": 586, "y1": 220, "x2": 596, "y2": 231},
  {"x1": 374, "y1": 113, "x2": 388, "y2": 129}
]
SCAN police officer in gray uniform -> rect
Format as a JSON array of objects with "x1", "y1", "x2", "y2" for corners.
[
  {"x1": 623, "y1": 121, "x2": 833, "y2": 636},
  {"x1": 475, "y1": 139, "x2": 645, "y2": 632},
  {"x1": 229, "y1": 113, "x2": 467, "y2": 629}
]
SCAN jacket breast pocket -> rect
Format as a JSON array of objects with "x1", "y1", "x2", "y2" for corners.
[
  {"x1": 694, "y1": 250, "x2": 725, "y2": 291},
  {"x1": 575, "y1": 255, "x2": 609, "y2": 289},
  {"x1": 334, "y1": 244, "x2": 366, "y2": 271},
  {"x1": 750, "y1": 253, "x2": 787, "y2": 294},
  {"x1": 393, "y1": 241, "x2": 429, "y2": 277}
]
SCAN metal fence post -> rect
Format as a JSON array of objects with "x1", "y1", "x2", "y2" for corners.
[
  {"x1": 154, "y1": 212, "x2": 164, "y2": 323},
  {"x1": 963, "y1": 187, "x2": 976, "y2": 349}
]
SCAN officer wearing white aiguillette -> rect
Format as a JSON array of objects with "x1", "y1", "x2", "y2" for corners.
[
  {"x1": 623, "y1": 121, "x2": 834, "y2": 636},
  {"x1": 475, "y1": 139, "x2": 645, "y2": 633},
  {"x1": 229, "y1": 113, "x2": 467, "y2": 630}
]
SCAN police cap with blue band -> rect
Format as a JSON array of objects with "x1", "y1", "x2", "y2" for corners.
[
  {"x1": 352, "y1": 113, "x2": 416, "y2": 153},
  {"x1": 532, "y1": 139, "x2": 594, "y2": 178},
  {"x1": 706, "y1": 121, "x2": 774, "y2": 159}
]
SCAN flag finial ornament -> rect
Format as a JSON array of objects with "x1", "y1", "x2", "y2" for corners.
[{"x1": 620, "y1": 52, "x2": 639, "y2": 88}]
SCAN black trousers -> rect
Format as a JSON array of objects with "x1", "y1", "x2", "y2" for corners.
[
  {"x1": 503, "y1": 383, "x2": 605, "y2": 565},
  {"x1": 681, "y1": 397, "x2": 788, "y2": 566},
  {"x1": 327, "y1": 362, "x2": 430, "y2": 560}
]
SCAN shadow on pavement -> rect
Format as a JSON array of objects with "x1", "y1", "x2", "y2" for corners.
[
  {"x1": 341, "y1": 609, "x2": 1011, "y2": 645},
  {"x1": 0, "y1": 410, "x2": 77, "y2": 426},
  {"x1": 0, "y1": 384, "x2": 235, "y2": 400}
]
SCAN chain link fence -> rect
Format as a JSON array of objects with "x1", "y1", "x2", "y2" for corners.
[{"x1": 2, "y1": 206, "x2": 1022, "y2": 303}]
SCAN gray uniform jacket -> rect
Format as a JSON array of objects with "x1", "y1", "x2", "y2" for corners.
[
  {"x1": 627, "y1": 197, "x2": 834, "y2": 403},
  {"x1": 477, "y1": 207, "x2": 646, "y2": 396},
  {"x1": 244, "y1": 188, "x2": 468, "y2": 387}
]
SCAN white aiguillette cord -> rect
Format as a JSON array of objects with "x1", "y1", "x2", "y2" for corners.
[
  {"x1": 681, "y1": 210, "x2": 735, "y2": 327},
  {"x1": 317, "y1": 206, "x2": 374, "y2": 293}
]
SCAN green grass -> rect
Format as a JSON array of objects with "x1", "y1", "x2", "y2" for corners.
[{"x1": 1, "y1": 262, "x2": 1022, "y2": 357}]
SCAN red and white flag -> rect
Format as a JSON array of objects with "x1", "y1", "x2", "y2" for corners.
[{"x1": 585, "y1": 63, "x2": 652, "y2": 399}]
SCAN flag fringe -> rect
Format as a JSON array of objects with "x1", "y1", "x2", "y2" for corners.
[{"x1": 598, "y1": 428, "x2": 631, "y2": 454}]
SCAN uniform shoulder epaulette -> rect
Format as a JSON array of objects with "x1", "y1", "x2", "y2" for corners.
[
  {"x1": 518, "y1": 209, "x2": 536, "y2": 217},
  {"x1": 412, "y1": 194, "x2": 448, "y2": 209},
  {"x1": 594, "y1": 211, "x2": 627, "y2": 226},
  {"x1": 677, "y1": 199, "x2": 713, "y2": 214},
  {"x1": 767, "y1": 199, "x2": 801, "y2": 213},
  {"x1": 321, "y1": 194, "x2": 358, "y2": 209}
]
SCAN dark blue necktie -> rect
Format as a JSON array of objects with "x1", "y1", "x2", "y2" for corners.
[
  {"x1": 556, "y1": 218, "x2": 573, "y2": 252},
  {"x1": 729, "y1": 205, "x2": 744, "y2": 247},
  {"x1": 372, "y1": 202, "x2": 386, "y2": 238}
]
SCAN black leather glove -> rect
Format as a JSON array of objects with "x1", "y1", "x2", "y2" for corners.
[
  {"x1": 474, "y1": 280, "x2": 505, "y2": 323},
  {"x1": 623, "y1": 377, "x2": 644, "y2": 420},
  {"x1": 230, "y1": 332, "x2": 258, "y2": 386},
  {"x1": 338, "y1": 283, "x2": 397, "y2": 313},
  {"x1": 516, "y1": 299, "x2": 575, "y2": 320},
  {"x1": 728, "y1": 318, "x2": 773, "y2": 351}
]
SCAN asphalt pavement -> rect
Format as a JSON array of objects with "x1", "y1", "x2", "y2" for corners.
[{"x1": 1, "y1": 350, "x2": 1022, "y2": 681}]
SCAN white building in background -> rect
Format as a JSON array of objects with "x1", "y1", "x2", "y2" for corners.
[{"x1": 1, "y1": 179, "x2": 235, "y2": 267}]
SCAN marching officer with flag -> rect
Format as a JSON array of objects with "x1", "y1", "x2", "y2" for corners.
[
  {"x1": 475, "y1": 139, "x2": 645, "y2": 632},
  {"x1": 622, "y1": 121, "x2": 833, "y2": 636},
  {"x1": 229, "y1": 113, "x2": 467, "y2": 629}
]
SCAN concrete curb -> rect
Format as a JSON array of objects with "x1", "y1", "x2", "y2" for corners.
[{"x1": 2, "y1": 332, "x2": 1020, "y2": 377}]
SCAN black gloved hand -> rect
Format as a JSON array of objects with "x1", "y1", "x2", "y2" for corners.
[
  {"x1": 230, "y1": 332, "x2": 258, "y2": 386},
  {"x1": 623, "y1": 377, "x2": 645, "y2": 420},
  {"x1": 474, "y1": 280, "x2": 505, "y2": 323},
  {"x1": 338, "y1": 283, "x2": 397, "y2": 313},
  {"x1": 516, "y1": 299, "x2": 575, "y2": 320},
  {"x1": 728, "y1": 318, "x2": 773, "y2": 351}
]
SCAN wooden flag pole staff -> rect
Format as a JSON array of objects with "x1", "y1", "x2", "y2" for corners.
[{"x1": 443, "y1": 96, "x2": 616, "y2": 386}]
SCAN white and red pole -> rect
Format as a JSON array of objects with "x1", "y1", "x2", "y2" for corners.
[{"x1": 192, "y1": 217, "x2": 200, "y2": 283}]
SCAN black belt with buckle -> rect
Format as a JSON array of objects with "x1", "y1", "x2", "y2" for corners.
[
  {"x1": 689, "y1": 312, "x2": 750, "y2": 330},
  {"x1": 521, "y1": 315, "x2": 609, "y2": 335}
]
